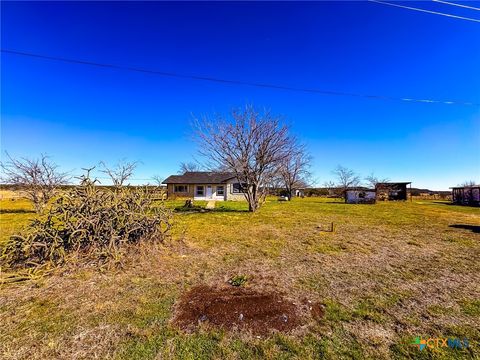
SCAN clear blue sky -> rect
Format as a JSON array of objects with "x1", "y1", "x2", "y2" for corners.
[{"x1": 1, "y1": 1, "x2": 479, "y2": 190}]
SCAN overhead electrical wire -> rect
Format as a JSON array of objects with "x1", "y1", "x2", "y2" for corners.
[
  {"x1": 369, "y1": 0, "x2": 480, "y2": 22},
  {"x1": 432, "y1": 0, "x2": 480, "y2": 11},
  {"x1": 70, "y1": 175, "x2": 160, "y2": 182},
  {"x1": 2, "y1": 48, "x2": 478, "y2": 106}
]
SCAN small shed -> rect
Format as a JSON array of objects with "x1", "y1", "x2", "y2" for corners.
[
  {"x1": 294, "y1": 188, "x2": 305, "y2": 198},
  {"x1": 346, "y1": 188, "x2": 376, "y2": 204},
  {"x1": 450, "y1": 186, "x2": 480, "y2": 206},
  {"x1": 376, "y1": 182, "x2": 411, "y2": 201}
]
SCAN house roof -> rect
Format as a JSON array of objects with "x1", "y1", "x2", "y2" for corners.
[{"x1": 162, "y1": 172, "x2": 236, "y2": 184}]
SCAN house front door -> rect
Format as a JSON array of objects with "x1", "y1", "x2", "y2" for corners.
[{"x1": 206, "y1": 185, "x2": 213, "y2": 199}]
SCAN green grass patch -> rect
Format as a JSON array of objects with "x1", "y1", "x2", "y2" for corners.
[{"x1": 460, "y1": 299, "x2": 480, "y2": 317}]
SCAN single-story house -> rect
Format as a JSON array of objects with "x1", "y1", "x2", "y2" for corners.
[
  {"x1": 450, "y1": 185, "x2": 480, "y2": 206},
  {"x1": 162, "y1": 172, "x2": 246, "y2": 201},
  {"x1": 376, "y1": 182, "x2": 411, "y2": 201},
  {"x1": 346, "y1": 188, "x2": 376, "y2": 204}
]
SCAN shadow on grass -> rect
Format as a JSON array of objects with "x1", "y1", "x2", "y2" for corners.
[
  {"x1": 319, "y1": 202, "x2": 357, "y2": 205},
  {"x1": 174, "y1": 206, "x2": 249, "y2": 213},
  {"x1": 449, "y1": 224, "x2": 480, "y2": 233},
  {"x1": 0, "y1": 209, "x2": 35, "y2": 214},
  {"x1": 213, "y1": 206, "x2": 249, "y2": 213},
  {"x1": 431, "y1": 201, "x2": 480, "y2": 208}
]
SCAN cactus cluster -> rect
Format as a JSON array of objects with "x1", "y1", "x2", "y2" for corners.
[{"x1": 1, "y1": 171, "x2": 173, "y2": 270}]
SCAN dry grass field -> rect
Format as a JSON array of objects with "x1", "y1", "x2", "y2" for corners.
[{"x1": 0, "y1": 196, "x2": 479, "y2": 359}]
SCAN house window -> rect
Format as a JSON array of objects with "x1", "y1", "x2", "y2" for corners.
[
  {"x1": 174, "y1": 185, "x2": 187, "y2": 193},
  {"x1": 216, "y1": 186, "x2": 224, "y2": 196},
  {"x1": 232, "y1": 183, "x2": 247, "y2": 193},
  {"x1": 196, "y1": 185, "x2": 204, "y2": 196}
]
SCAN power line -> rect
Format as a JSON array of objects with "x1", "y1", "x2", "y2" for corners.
[
  {"x1": 432, "y1": 0, "x2": 480, "y2": 11},
  {"x1": 2, "y1": 48, "x2": 479, "y2": 106},
  {"x1": 95, "y1": 175, "x2": 156, "y2": 181},
  {"x1": 71, "y1": 175, "x2": 159, "y2": 181},
  {"x1": 71, "y1": 175, "x2": 161, "y2": 184},
  {"x1": 369, "y1": 0, "x2": 480, "y2": 22}
]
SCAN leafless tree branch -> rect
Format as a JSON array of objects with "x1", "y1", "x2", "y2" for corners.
[
  {"x1": 193, "y1": 105, "x2": 296, "y2": 212},
  {"x1": 365, "y1": 172, "x2": 389, "y2": 189},
  {"x1": 0, "y1": 152, "x2": 70, "y2": 212},
  {"x1": 332, "y1": 165, "x2": 361, "y2": 203},
  {"x1": 460, "y1": 180, "x2": 478, "y2": 187},
  {"x1": 100, "y1": 160, "x2": 138, "y2": 187},
  {"x1": 278, "y1": 142, "x2": 312, "y2": 199},
  {"x1": 178, "y1": 162, "x2": 201, "y2": 174}
]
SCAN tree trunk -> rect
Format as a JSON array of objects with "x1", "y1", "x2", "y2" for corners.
[
  {"x1": 284, "y1": 185, "x2": 290, "y2": 200},
  {"x1": 247, "y1": 184, "x2": 259, "y2": 212}
]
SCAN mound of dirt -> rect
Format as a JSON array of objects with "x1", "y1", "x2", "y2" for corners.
[{"x1": 172, "y1": 285, "x2": 301, "y2": 335}]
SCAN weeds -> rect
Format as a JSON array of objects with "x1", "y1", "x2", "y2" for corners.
[
  {"x1": 0, "y1": 171, "x2": 173, "y2": 271},
  {"x1": 228, "y1": 274, "x2": 249, "y2": 287}
]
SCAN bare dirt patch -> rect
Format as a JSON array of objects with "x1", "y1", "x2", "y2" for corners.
[
  {"x1": 172, "y1": 285, "x2": 302, "y2": 335},
  {"x1": 309, "y1": 301, "x2": 325, "y2": 321}
]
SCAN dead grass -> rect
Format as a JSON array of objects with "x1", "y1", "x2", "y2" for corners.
[{"x1": 0, "y1": 197, "x2": 479, "y2": 359}]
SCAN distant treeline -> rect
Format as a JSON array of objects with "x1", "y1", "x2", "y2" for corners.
[
  {"x1": 276, "y1": 187, "x2": 451, "y2": 198},
  {"x1": 0, "y1": 183, "x2": 165, "y2": 191},
  {"x1": 1, "y1": 184, "x2": 451, "y2": 198}
]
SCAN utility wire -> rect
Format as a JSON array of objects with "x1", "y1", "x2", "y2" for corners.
[
  {"x1": 95, "y1": 176, "x2": 156, "y2": 181},
  {"x1": 71, "y1": 175, "x2": 161, "y2": 183},
  {"x1": 432, "y1": 0, "x2": 480, "y2": 11},
  {"x1": 2, "y1": 48, "x2": 479, "y2": 106},
  {"x1": 369, "y1": 0, "x2": 480, "y2": 22}
]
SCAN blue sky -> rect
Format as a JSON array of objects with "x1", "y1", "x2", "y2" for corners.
[{"x1": 1, "y1": 1, "x2": 479, "y2": 190}]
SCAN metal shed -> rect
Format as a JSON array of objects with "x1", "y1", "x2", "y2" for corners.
[
  {"x1": 450, "y1": 186, "x2": 480, "y2": 206},
  {"x1": 346, "y1": 188, "x2": 377, "y2": 204},
  {"x1": 376, "y1": 182, "x2": 411, "y2": 201}
]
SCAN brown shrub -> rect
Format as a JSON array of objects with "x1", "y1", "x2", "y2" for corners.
[{"x1": 1, "y1": 172, "x2": 173, "y2": 270}]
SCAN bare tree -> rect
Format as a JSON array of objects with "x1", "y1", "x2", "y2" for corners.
[
  {"x1": 150, "y1": 174, "x2": 168, "y2": 200},
  {"x1": 460, "y1": 180, "x2": 477, "y2": 186},
  {"x1": 323, "y1": 181, "x2": 336, "y2": 191},
  {"x1": 332, "y1": 165, "x2": 361, "y2": 203},
  {"x1": 151, "y1": 174, "x2": 165, "y2": 186},
  {"x1": 178, "y1": 162, "x2": 200, "y2": 174},
  {"x1": 365, "y1": 172, "x2": 389, "y2": 189},
  {"x1": 266, "y1": 174, "x2": 284, "y2": 196},
  {"x1": 322, "y1": 180, "x2": 341, "y2": 198},
  {"x1": 194, "y1": 105, "x2": 295, "y2": 212},
  {"x1": 100, "y1": 160, "x2": 138, "y2": 187},
  {"x1": 0, "y1": 153, "x2": 70, "y2": 212},
  {"x1": 278, "y1": 144, "x2": 311, "y2": 200}
]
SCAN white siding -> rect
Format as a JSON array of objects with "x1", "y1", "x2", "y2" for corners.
[
  {"x1": 193, "y1": 184, "x2": 227, "y2": 201},
  {"x1": 225, "y1": 180, "x2": 247, "y2": 201},
  {"x1": 346, "y1": 190, "x2": 376, "y2": 204}
]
